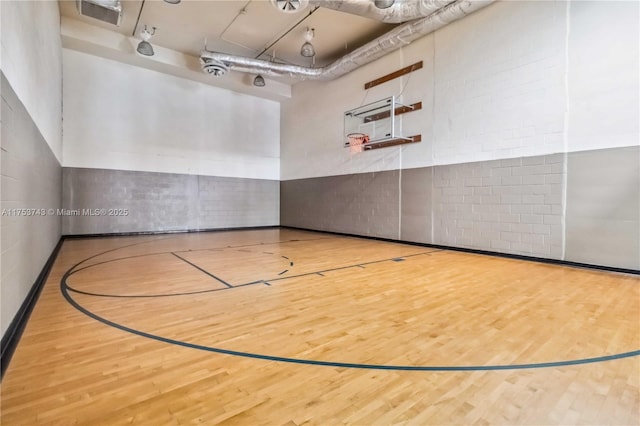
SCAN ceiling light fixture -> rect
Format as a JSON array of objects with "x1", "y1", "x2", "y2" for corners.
[
  {"x1": 136, "y1": 25, "x2": 156, "y2": 56},
  {"x1": 270, "y1": 0, "x2": 309, "y2": 13},
  {"x1": 163, "y1": 0, "x2": 181, "y2": 3},
  {"x1": 253, "y1": 75, "x2": 266, "y2": 87},
  {"x1": 374, "y1": 0, "x2": 395, "y2": 9},
  {"x1": 300, "y1": 27, "x2": 315, "y2": 58}
]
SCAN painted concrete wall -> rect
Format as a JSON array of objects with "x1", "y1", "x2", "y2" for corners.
[
  {"x1": 1, "y1": 1, "x2": 63, "y2": 161},
  {"x1": 281, "y1": 1, "x2": 639, "y2": 270},
  {"x1": 1, "y1": 1, "x2": 63, "y2": 338},
  {"x1": 281, "y1": 1, "x2": 574, "y2": 181},
  {"x1": 567, "y1": 1, "x2": 639, "y2": 152},
  {"x1": 0, "y1": 1, "x2": 62, "y2": 336},
  {"x1": 61, "y1": 50, "x2": 282, "y2": 234},
  {"x1": 281, "y1": 1, "x2": 638, "y2": 180},
  {"x1": 565, "y1": 147, "x2": 639, "y2": 270},
  {"x1": 62, "y1": 168, "x2": 279, "y2": 235},
  {"x1": 62, "y1": 49, "x2": 280, "y2": 180},
  {"x1": 281, "y1": 171, "x2": 400, "y2": 240},
  {"x1": 1, "y1": 76, "x2": 62, "y2": 337}
]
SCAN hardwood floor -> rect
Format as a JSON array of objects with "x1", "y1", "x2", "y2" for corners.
[{"x1": 1, "y1": 228, "x2": 638, "y2": 425}]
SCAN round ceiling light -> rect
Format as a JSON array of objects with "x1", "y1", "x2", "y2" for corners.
[
  {"x1": 253, "y1": 75, "x2": 266, "y2": 87},
  {"x1": 374, "y1": 0, "x2": 395, "y2": 9}
]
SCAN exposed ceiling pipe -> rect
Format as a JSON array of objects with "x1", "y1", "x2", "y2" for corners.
[
  {"x1": 310, "y1": 0, "x2": 455, "y2": 24},
  {"x1": 201, "y1": 0, "x2": 494, "y2": 80}
]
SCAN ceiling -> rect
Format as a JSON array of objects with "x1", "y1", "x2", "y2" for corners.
[{"x1": 59, "y1": 0, "x2": 396, "y2": 69}]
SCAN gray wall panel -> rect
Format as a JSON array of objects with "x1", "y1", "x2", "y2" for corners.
[
  {"x1": 1, "y1": 73, "x2": 62, "y2": 336},
  {"x1": 197, "y1": 176, "x2": 280, "y2": 229},
  {"x1": 566, "y1": 146, "x2": 640, "y2": 269},
  {"x1": 282, "y1": 154, "x2": 570, "y2": 261},
  {"x1": 62, "y1": 168, "x2": 279, "y2": 235},
  {"x1": 400, "y1": 167, "x2": 432, "y2": 244},
  {"x1": 281, "y1": 171, "x2": 400, "y2": 239},
  {"x1": 432, "y1": 154, "x2": 565, "y2": 259}
]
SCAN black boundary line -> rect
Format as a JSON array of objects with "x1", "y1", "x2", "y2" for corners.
[
  {"x1": 171, "y1": 252, "x2": 232, "y2": 288},
  {"x1": 0, "y1": 239, "x2": 63, "y2": 380},
  {"x1": 282, "y1": 226, "x2": 640, "y2": 276},
  {"x1": 70, "y1": 234, "x2": 328, "y2": 280},
  {"x1": 59, "y1": 266, "x2": 640, "y2": 372},
  {"x1": 57, "y1": 232, "x2": 640, "y2": 372},
  {"x1": 68, "y1": 237, "x2": 325, "y2": 277},
  {"x1": 65, "y1": 236, "x2": 339, "y2": 297},
  {"x1": 13, "y1": 227, "x2": 639, "y2": 374}
]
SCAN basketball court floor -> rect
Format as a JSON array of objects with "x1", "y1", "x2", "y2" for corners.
[{"x1": 1, "y1": 228, "x2": 638, "y2": 424}]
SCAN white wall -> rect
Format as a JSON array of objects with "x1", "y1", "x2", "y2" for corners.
[
  {"x1": 63, "y1": 49, "x2": 280, "y2": 180},
  {"x1": 567, "y1": 0, "x2": 639, "y2": 152},
  {"x1": 281, "y1": 37, "x2": 429, "y2": 180},
  {"x1": 433, "y1": 1, "x2": 566, "y2": 165},
  {"x1": 1, "y1": 0, "x2": 63, "y2": 161},
  {"x1": 281, "y1": 0, "x2": 639, "y2": 180}
]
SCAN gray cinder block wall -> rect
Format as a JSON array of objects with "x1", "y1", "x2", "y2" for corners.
[
  {"x1": 280, "y1": 171, "x2": 400, "y2": 240},
  {"x1": 281, "y1": 148, "x2": 640, "y2": 270},
  {"x1": 62, "y1": 168, "x2": 279, "y2": 235},
  {"x1": 432, "y1": 154, "x2": 565, "y2": 259},
  {"x1": 1, "y1": 74, "x2": 62, "y2": 337}
]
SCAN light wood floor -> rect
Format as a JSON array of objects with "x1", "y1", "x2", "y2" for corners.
[{"x1": 1, "y1": 228, "x2": 638, "y2": 425}]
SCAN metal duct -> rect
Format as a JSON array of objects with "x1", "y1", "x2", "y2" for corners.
[
  {"x1": 201, "y1": 0, "x2": 493, "y2": 80},
  {"x1": 311, "y1": 0, "x2": 454, "y2": 24}
]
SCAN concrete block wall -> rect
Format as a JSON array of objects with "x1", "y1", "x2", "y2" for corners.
[
  {"x1": 281, "y1": 170, "x2": 399, "y2": 240},
  {"x1": 62, "y1": 168, "x2": 279, "y2": 235},
  {"x1": 1, "y1": 74, "x2": 62, "y2": 336},
  {"x1": 281, "y1": 147, "x2": 639, "y2": 270},
  {"x1": 433, "y1": 154, "x2": 564, "y2": 259}
]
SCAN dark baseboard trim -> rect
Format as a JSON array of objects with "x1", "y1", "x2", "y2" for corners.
[
  {"x1": 62, "y1": 225, "x2": 280, "y2": 240},
  {"x1": 1, "y1": 238, "x2": 64, "y2": 380},
  {"x1": 281, "y1": 226, "x2": 640, "y2": 276}
]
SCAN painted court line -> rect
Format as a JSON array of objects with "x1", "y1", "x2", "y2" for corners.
[
  {"x1": 171, "y1": 252, "x2": 233, "y2": 288},
  {"x1": 60, "y1": 239, "x2": 640, "y2": 372}
]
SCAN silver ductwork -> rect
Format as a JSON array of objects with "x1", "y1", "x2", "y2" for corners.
[
  {"x1": 311, "y1": 0, "x2": 454, "y2": 24},
  {"x1": 201, "y1": 0, "x2": 494, "y2": 80}
]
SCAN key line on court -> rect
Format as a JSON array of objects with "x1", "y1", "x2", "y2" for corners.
[
  {"x1": 64, "y1": 248, "x2": 442, "y2": 298},
  {"x1": 171, "y1": 252, "x2": 233, "y2": 288},
  {"x1": 69, "y1": 237, "x2": 321, "y2": 276},
  {"x1": 66, "y1": 235, "x2": 180, "y2": 275},
  {"x1": 260, "y1": 250, "x2": 438, "y2": 284}
]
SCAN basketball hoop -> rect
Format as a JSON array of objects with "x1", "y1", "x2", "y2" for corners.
[{"x1": 347, "y1": 133, "x2": 369, "y2": 153}]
